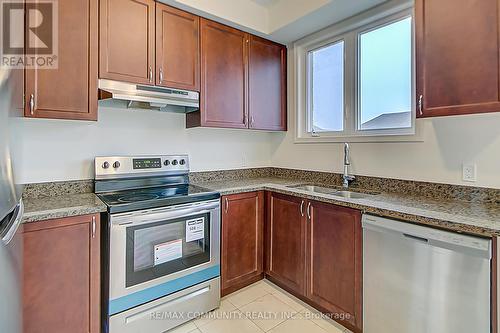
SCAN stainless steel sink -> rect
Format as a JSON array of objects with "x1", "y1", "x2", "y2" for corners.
[
  {"x1": 331, "y1": 191, "x2": 371, "y2": 199},
  {"x1": 287, "y1": 184, "x2": 338, "y2": 195},
  {"x1": 287, "y1": 184, "x2": 379, "y2": 199}
]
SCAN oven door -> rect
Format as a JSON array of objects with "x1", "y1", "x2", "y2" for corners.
[{"x1": 109, "y1": 199, "x2": 220, "y2": 312}]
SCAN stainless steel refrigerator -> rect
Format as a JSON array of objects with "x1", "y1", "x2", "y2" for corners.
[{"x1": 0, "y1": 64, "x2": 24, "y2": 333}]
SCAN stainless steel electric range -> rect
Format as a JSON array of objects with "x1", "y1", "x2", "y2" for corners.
[{"x1": 95, "y1": 155, "x2": 221, "y2": 333}]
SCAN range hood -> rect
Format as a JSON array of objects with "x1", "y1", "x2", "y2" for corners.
[{"x1": 98, "y1": 79, "x2": 199, "y2": 113}]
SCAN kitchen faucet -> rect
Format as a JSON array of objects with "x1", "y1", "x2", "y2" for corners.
[{"x1": 343, "y1": 143, "x2": 355, "y2": 189}]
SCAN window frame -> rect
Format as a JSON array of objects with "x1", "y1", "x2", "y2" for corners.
[
  {"x1": 306, "y1": 38, "x2": 347, "y2": 136},
  {"x1": 295, "y1": 4, "x2": 421, "y2": 143}
]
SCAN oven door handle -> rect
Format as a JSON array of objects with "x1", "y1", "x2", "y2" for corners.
[{"x1": 112, "y1": 207, "x2": 218, "y2": 227}]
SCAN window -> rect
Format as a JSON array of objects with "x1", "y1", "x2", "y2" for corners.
[
  {"x1": 297, "y1": 7, "x2": 416, "y2": 142},
  {"x1": 358, "y1": 17, "x2": 412, "y2": 131},
  {"x1": 309, "y1": 41, "x2": 344, "y2": 133}
]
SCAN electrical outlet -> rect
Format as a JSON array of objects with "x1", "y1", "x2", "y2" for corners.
[{"x1": 462, "y1": 163, "x2": 477, "y2": 182}]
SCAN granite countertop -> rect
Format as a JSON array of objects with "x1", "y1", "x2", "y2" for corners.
[
  {"x1": 194, "y1": 177, "x2": 500, "y2": 237},
  {"x1": 22, "y1": 193, "x2": 107, "y2": 223}
]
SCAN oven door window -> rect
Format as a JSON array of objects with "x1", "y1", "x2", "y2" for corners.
[{"x1": 126, "y1": 213, "x2": 211, "y2": 287}]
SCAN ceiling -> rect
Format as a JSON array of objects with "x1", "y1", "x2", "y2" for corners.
[{"x1": 159, "y1": 0, "x2": 396, "y2": 43}]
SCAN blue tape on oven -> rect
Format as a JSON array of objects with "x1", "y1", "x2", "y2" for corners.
[{"x1": 108, "y1": 265, "x2": 220, "y2": 316}]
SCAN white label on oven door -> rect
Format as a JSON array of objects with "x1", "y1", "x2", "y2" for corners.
[
  {"x1": 186, "y1": 217, "x2": 205, "y2": 242},
  {"x1": 154, "y1": 239, "x2": 182, "y2": 266}
]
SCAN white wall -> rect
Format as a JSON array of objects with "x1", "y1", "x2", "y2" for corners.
[
  {"x1": 11, "y1": 107, "x2": 273, "y2": 184},
  {"x1": 270, "y1": 44, "x2": 500, "y2": 189}
]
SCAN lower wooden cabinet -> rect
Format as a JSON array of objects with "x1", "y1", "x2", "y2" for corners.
[
  {"x1": 23, "y1": 214, "x2": 100, "y2": 333},
  {"x1": 306, "y1": 201, "x2": 362, "y2": 332},
  {"x1": 265, "y1": 192, "x2": 307, "y2": 295},
  {"x1": 221, "y1": 191, "x2": 264, "y2": 296},
  {"x1": 265, "y1": 192, "x2": 362, "y2": 332}
]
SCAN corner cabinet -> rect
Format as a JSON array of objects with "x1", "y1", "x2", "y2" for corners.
[
  {"x1": 416, "y1": 0, "x2": 500, "y2": 117},
  {"x1": 187, "y1": 18, "x2": 287, "y2": 131},
  {"x1": 221, "y1": 192, "x2": 264, "y2": 296},
  {"x1": 99, "y1": 0, "x2": 156, "y2": 85},
  {"x1": 248, "y1": 36, "x2": 287, "y2": 131},
  {"x1": 23, "y1": 214, "x2": 101, "y2": 333},
  {"x1": 24, "y1": 0, "x2": 98, "y2": 120}
]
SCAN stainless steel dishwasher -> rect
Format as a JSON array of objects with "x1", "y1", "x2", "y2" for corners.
[{"x1": 363, "y1": 214, "x2": 492, "y2": 333}]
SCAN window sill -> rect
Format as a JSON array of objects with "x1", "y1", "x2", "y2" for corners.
[{"x1": 294, "y1": 122, "x2": 426, "y2": 144}]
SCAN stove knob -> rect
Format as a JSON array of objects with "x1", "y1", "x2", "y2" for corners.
[
  {"x1": 172, "y1": 160, "x2": 178, "y2": 166},
  {"x1": 179, "y1": 159, "x2": 186, "y2": 165},
  {"x1": 164, "y1": 160, "x2": 170, "y2": 166},
  {"x1": 113, "y1": 161, "x2": 121, "y2": 169},
  {"x1": 102, "y1": 161, "x2": 110, "y2": 169}
]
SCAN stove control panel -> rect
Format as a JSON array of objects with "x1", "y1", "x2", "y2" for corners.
[{"x1": 95, "y1": 155, "x2": 189, "y2": 179}]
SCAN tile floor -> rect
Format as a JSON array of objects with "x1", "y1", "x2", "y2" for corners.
[{"x1": 167, "y1": 279, "x2": 352, "y2": 333}]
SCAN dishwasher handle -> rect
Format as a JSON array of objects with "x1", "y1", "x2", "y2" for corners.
[{"x1": 362, "y1": 214, "x2": 492, "y2": 259}]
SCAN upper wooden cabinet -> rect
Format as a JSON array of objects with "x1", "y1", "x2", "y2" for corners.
[
  {"x1": 248, "y1": 36, "x2": 287, "y2": 131},
  {"x1": 24, "y1": 0, "x2": 98, "y2": 120},
  {"x1": 265, "y1": 192, "x2": 307, "y2": 295},
  {"x1": 416, "y1": 0, "x2": 500, "y2": 117},
  {"x1": 306, "y1": 201, "x2": 362, "y2": 332},
  {"x1": 221, "y1": 191, "x2": 264, "y2": 296},
  {"x1": 99, "y1": 0, "x2": 155, "y2": 85},
  {"x1": 187, "y1": 18, "x2": 287, "y2": 130},
  {"x1": 23, "y1": 214, "x2": 100, "y2": 333},
  {"x1": 188, "y1": 18, "x2": 248, "y2": 129},
  {"x1": 156, "y1": 3, "x2": 200, "y2": 91}
]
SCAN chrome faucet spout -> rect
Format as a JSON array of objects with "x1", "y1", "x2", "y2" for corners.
[
  {"x1": 344, "y1": 142, "x2": 350, "y2": 166},
  {"x1": 342, "y1": 143, "x2": 355, "y2": 189}
]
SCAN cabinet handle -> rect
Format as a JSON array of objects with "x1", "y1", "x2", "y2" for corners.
[
  {"x1": 243, "y1": 114, "x2": 247, "y2": 125},
  {"x1": 91, "y1": 216, "x2": 96, "y2": 238},
  {"x1": 306, "y1": 202, "x2": 311, "y2": 221},
  {"x1": 29, "y1": 94, "x2": 34, "y2": 115},
  {"x1": 159, "y1": 67, "x2": 164, "y2": 84},
  {"x1": 250, "y1": 116, "x2": 255, "y2": 127},
  {"x1": 300, "y1": 200, "x2": 304, "y2": 217},
  {"x1": 418, "y1": 95, "x2": 423, "y2": 116},
  {"x1": 149, "y1": 66, "x2": 153, "y2": 83},
  {"x1": 225, "y1": 198, "x2": 229, "y2": 213}
]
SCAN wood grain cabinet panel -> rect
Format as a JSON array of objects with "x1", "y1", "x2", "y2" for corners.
[
  {"x1": 221, "y1": 191, "x2": 264, "y2": 296},
  {"x1": 265, "y1": 192, "x2": 307, "y2": 295},
  {"x1": 99, "y1": 0, "x2": 155, "y2": 85},
  {"x1": 156, "y1": 3, "x2": 200, "y2": 91},
  {"x1": 23, "y1": 214, "x2": 100, "y2": 333},
  {"x1": 416, "y1": 0, "x2": 500, "y2": 117},
  {"x1": 248, "y1": 36, "x2": 287, "y2": 131},
  {"x1": 188, "y1": 18, "x2": 248, "y2": 129},
  {"x1": 306, "y1": 201, "x2": 362, "y2": 332},
  {"x1": 24, "y1": 0, "x2": 98, "y2": 120}
]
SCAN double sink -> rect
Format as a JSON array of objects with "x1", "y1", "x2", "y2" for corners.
[{"x1": 287, "y1": 184, "x2": 379, "y2": 199}]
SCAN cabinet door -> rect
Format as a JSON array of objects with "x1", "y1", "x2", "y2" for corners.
[
  {"x1": 248, "y1": 36, "x2": 287, "y2": 131},
  {"x1": 25, "y1": 0, "x2": 98, "y2": 120},
  {"x1": 156, "y1": 4, "x2": 200, "y2": 91},
  {"x1": 221, "y1": 192, "x2": 264, "y2": 296},
  {"x1": 23, "y1": 214, "x2": 100, "y2": 333},
  {"x1": 416, "y1": 0, "x2": 500, "y2": 117},
  {"x1": 266, "y1": 192, "x2": 306, "y2": 295},
  {"x1": 195, "y1": 18, "x2": 248, "y2": 128},
  {"x1": 100, "y1": 0, "x2": 155, "y2": 85},
  {"x1": 306, "y1": 201, "x2": 362, "y2": 331}
]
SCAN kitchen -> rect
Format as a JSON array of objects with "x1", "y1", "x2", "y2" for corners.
[{"x1": 1, "y1": 0, "x2": 499, "y2": 332}]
